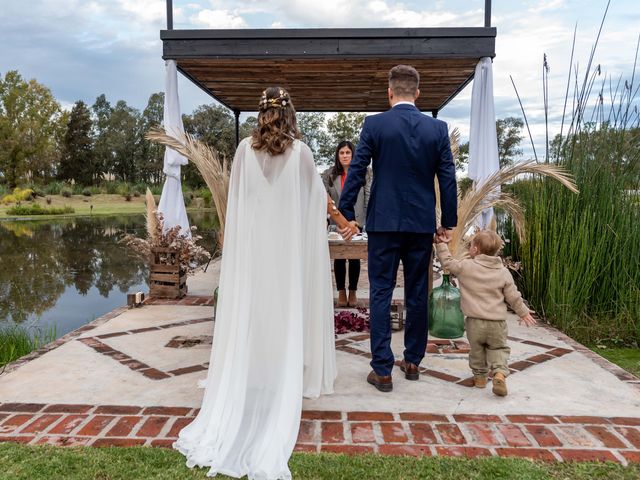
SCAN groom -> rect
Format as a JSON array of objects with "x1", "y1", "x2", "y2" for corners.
[{"x1": 339, "y1": 65, "x2": 458, "y2": 392}]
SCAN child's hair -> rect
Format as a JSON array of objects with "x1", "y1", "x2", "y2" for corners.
[{"x1": 472, "y1": 230, "x2": 503, "y2": 256}]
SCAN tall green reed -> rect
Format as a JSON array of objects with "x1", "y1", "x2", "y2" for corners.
[
  {"x1": 0, "y1": 324, "x2": 56, "y2": 371},
  {"x1": 510, "y1": 9, "x2": 640, "y2": 345}
]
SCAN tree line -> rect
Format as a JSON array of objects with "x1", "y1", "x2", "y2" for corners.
[
  {"x1": 1, "y1": 69, "x2": 526, "y2": 190},
  {"x1": 0, "y1": 70, "x2": 370, "y2": 189}
]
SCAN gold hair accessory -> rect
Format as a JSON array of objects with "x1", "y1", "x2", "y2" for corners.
[{"x1": 258, "y1": 89, "x2": 290, "y2": 111}]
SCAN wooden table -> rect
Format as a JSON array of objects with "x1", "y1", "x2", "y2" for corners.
[
  {"x1": 328, "y1": 239, "x2": 368, "y2": 260},
  {"x1": 328, "y1": 239, "x2": 434, "y2": 293},
  {"x1": 328, "y1": 238, "x2": 405, "y2": 330}
]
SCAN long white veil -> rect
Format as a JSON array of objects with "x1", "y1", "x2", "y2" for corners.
[{"x1": 175, "y1": 138, "x2": 336, "y2": 480}]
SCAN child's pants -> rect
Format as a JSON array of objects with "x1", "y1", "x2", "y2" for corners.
[{"x1": 465, "y1": 317, "x2": 511, "y2": 377}]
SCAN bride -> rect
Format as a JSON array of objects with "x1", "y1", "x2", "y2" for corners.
[{"x1": 174, "y1": 87, "x2": 358, "y2": 479}]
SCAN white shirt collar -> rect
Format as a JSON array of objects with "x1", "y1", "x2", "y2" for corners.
[{"x1": 393, "y1": 101, "x2": 415, "y2": 107}]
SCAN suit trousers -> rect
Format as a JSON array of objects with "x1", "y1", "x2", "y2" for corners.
[{"x1": 367, "y1": 232, "x2": 433, "y2": 376}]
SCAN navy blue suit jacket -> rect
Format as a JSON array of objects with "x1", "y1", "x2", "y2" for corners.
[{"x1": 339, "y1": 104, "x2": 457, "y2": 233}]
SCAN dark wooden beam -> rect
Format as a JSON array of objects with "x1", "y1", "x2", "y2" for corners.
[
  {"x1": 161, "y1": 27, "x2": 496, "y2": 40},
  {"x1": 162, "y1": 28, "x2": 496, "y2": 60}
]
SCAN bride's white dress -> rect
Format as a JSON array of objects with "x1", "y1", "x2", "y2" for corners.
[{"x1": 174, "y1": 138, "x2": 336, "y2": 479}]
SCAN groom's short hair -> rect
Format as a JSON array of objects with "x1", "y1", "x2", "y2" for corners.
[{"x1": 388, "y1": 65, "x2": 420, "y2": 97}]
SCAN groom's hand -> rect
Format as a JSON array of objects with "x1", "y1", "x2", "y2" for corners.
[
  {"x1": 436, "y1": 226, "x2": 453, "y2": 243},
  {"x1": 339, "y1": 221, "x2": 358, "y2": 241}
]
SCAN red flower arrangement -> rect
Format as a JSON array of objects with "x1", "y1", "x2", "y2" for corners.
[{"x1": 334, "y1": 308, "x2": 370, "y2": 335}]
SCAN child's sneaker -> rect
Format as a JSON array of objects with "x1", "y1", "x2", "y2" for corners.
[
  {"x1": 473, "y1": 374, "x2": 488, "y2": 388},
  {"x1": 492, "y1": 372, "x2": 508, "y2": 396}
]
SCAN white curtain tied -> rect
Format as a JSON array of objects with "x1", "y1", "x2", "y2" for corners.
[
  {"x1": 468, "y1": 57, "x2": 500, "y2": 229},
  {"x1": 158, "y1": 60, "x2": 191, "y2": 237}
]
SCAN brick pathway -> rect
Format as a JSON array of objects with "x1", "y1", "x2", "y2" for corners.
[
  {"x1": 1, "y1": 403, "x2": 638, "y2": 464},
  {"x1": 1, "y1": 289, "x2": 639, "y2": 466}
]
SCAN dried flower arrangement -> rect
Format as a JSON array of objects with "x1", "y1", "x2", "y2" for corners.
[
  {"x1": 146, "y1": 127, "x2": 230, "y2": 253},
  {"x1": 121, "y1": 189, "x2": 211, "y2": 275}
]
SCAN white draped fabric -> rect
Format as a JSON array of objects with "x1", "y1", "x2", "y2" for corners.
[
  {"x1": 158, "y1": 60, "x2": 191, "y2": 237},
  {"x1": 469, "y1": 57, "x2": 500, "y2": 229},
  {"x1": 175, "y1": 138, "x2": 336, "y2": 480}
]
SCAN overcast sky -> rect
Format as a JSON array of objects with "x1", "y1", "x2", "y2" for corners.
[{"x1": 1, "y1": 0, "x2": 638, "y2": 158}]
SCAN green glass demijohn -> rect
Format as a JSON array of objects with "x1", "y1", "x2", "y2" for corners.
[{"x1": 429, "y1": 273, "x2": 465, "y2": 339}]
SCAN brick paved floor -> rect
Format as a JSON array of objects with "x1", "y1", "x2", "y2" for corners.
[
  {"x1": 1, "y1": 403, "x2": 639, "y2": 464},
  {"x1": 1, "y1": 259, "x2": 639, "y2": 465}
]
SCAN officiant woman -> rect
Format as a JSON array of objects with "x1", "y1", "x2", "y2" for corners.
[{"x1": 322, "y1": 141, "x2": 372, "y2": 308}]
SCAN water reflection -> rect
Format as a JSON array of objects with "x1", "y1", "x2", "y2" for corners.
[{"x1": 0, "y1": 212, "x2": 218, "y2": 337}]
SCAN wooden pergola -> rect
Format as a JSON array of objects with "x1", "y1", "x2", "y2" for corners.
[{"x1": 161, "y1": 1, "x2": 496, "y2": 143}]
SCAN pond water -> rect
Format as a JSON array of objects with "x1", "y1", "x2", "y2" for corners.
[{"x1": 0, "y1": 212, "x2": 218, "y2": 339}]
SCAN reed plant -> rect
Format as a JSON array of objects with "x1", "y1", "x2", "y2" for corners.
[
  {"x1": 146, "y1": 127, "x2": 230, "y2": 251},
  {"x1": 510, "y1": 14, "x2": 640, "y2": 345},
  {"x1": 0, "y1": 324, "x2": 56, "y2": 371}
]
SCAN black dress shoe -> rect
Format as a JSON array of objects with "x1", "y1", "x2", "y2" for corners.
[
  {"x1": 400, "y1": 360, "x2": 420, "y2": 381},
  {"x1": 367, "y1": 370, "x2": 393, "y2": 392}
]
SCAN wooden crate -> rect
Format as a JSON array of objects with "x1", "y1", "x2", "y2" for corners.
[{"x1": 149, "y1": 247, "x2": 187, "y2": 299}]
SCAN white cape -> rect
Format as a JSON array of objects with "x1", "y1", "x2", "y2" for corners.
[{"x1": 175, "y1": 138, "x2": 336, "y2": 480}]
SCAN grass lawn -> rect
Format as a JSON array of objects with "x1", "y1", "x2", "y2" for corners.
[
  {"x1": 593, "y1": 347, "x2": 640, "y2": 377},
  {"x1": 0, "y1": 194, "x2": 147, "y2": 219},
  {"x1": 1, "y1": 444, "x2": 638, "y2": 480},
  {"x1": 0, "y1": 194, "x2": 210, "y2": 219}
]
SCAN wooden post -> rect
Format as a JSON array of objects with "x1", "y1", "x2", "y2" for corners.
[
  {"x1": 485, "y1": 0, "x2": 492, "y2": 27},
  {"x1": 166, "y1": 0, "x2": 173, "y2": 30},
  {"x1": 235, "y1": 110, "x2": 240, "y2": 146}
]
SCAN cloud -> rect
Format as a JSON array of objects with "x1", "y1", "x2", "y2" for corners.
[
  {"x1": 527, "y1": 0, "x2": 566, "y2": 14},
  {"x1": 215, "y1": 0, "x2": 481, "y2": 28},
  {"x1": 1, "y1": 0, "x2": 638, "y2": 147},
  {"x1": 117, "y1": 0, "x2": 166, "y2": 24},
  {"x1": 191, "y1": 9, "x2": 248, "y2": 29}
]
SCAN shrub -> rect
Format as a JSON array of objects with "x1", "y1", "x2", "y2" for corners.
[
  {"x1": 196, "y1": 188, "x2": 212, "y2": 207},
  {"x1": 6, "y1": 204, "x2": 75, "y2": 216},
  {"x1": 82, "y1": 188, "x2": 92, "y2": 197},
  {"x1": 149, "y1": 185, "x2": 163, "y2": 195},
  {"x1": 124, "y1": 193, "x2": 132, "y2": 202},
  {"x1": 45, "y1": 196, "x2": 52, "y2": 205},
  {"x1": 60, "y1": 187, "x2": 73, "y2": 198},
  {"x1": 457, "y1": 177, "x2": 473, "y2": 197},
  {"x1": 44, "y1": 182, "x2": 63, "y2": 195},
  {"x1": 133, "y1": 183, "x2": 147, "y2": 196},
  {"x1": 14, "y1": 188, "x2": 34, "y2": 201},
  {"x1": 183, "y1": 192, "x2": 193, "y2": 207},
  {"x1": 1, "y1": 188, "x2": 34, "y2": 204},
  {"x1": 1, "y1": 194, "x2": 17, "y2": 204},
  {"x1": 117, "y1": 183, "x2": 132, "y2": 197},
  {"x1": 104, "y1": 182, "x2": 119, "y2": 194}
]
